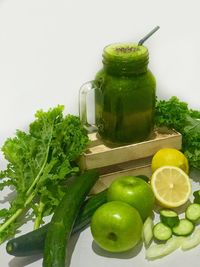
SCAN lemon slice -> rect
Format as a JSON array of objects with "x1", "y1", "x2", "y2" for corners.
[{"x1": 151, "y1": 166, "x2": 191, "y2": 208}]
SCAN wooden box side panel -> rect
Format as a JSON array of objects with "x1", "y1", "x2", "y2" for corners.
[
  {"x1": 80, "y1": 130, "x2": 182, "y2": 170},
  {"x1": 90, "y1": 164, "x2": 152, "y2": 194}
]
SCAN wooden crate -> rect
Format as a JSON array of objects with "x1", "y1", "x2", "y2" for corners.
[{"x1": 78, "y1": 127, "x2": 182, "y2": 194}]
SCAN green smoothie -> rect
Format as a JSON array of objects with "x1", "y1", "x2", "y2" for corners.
[{"x1": 94, "y1": 43, "x2": 156, "y2": 145}]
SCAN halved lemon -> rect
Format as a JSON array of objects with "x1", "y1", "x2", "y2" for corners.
[{"x1": 151, "y1": 166, "x2": 191, "y2": 208}]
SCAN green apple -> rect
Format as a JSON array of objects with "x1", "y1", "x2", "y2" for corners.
[
  {"x1": 107, "y1": 176, "x2": 155, "y2": 221},
  {"x1": 90, "y1": 201, "x2": 143, "y2": 252}
]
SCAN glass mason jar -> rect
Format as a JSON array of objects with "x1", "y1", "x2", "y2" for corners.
[{"x1": 79, "y1": 43, "x2": 156, "y2": 145}]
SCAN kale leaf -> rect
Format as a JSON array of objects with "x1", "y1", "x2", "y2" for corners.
[
  {"x1": 155, "y1": 96, "x2": 200, "y2": 170},
  {"x1": 0, "y1": 105, "x2": 89, "y2": 243}
]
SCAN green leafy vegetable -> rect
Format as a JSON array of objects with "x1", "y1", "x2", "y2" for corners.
[
  {"x1": 0, "y1": 105, "x2": 89, "y2": 243},
  {"x1": 155, "y1": 96, "x2": 200, "y2": 169}
]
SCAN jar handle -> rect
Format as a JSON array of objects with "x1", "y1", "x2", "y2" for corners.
[{"x1": 79, "y1": 81, "x2": 98, "y2": 132}]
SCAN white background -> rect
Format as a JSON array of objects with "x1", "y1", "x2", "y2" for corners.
[{"x1": 0, "y1": 0, "x2": 200, "y2": 266}]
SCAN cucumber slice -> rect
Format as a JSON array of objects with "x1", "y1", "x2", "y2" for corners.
[
  {"x1": 146, "y1": 236, "x2": 183, "y2": 260},
  {"x1": 143, "y1": 216, "x2": 153, "y2": 246},
  {"x1": 153, "y1": 222, "x2": 172, "y2": 241},
  {"x1": 172, "y1": 219, "x2": 194, "y2": 236},
  {"x1": 186, "y1": 203, "x2": 200, "y2": 223},
  {"x1": 193, "y1": 190, "x2": 200, "y2": 204},
  {"x1": 160, "y1": 209, "x2": 179, "y2": 228},
  {"x1": 181, "y1": 228, "x2": 200, "y2": 250}
]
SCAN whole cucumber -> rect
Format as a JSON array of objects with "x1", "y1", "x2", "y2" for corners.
[
  {"x1": 43, "y1": 170, "x2": 99, "y2": 267},
  {"x1": 6, "y1": 189, "x2": 107, "y2": 257}
]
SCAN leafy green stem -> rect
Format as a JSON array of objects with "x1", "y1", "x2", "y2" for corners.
[
  {"x1": 26, "y1": 128, "x2": 53, "y2": 197},
  {"x1": 34, "y1": 200, "x2": 45, "y2": 230},
  {"x1": 0, "y1": 191, "x2": 35, "y2": 238}
]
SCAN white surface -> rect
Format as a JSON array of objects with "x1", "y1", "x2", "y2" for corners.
[
  {"x1": 1, "y1": 178, "x2": 200, "y2": 267},
  {"x1": 1, "y1": 0, "x2": 200, "y2": 266}
]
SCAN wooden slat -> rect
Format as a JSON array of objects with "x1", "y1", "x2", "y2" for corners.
[
  {"x1": 90, "y1": 161, "x2": 152, "y2": 194},
  {"x1": 79, "y1": 128, "x2": 182, "y2": 170}
]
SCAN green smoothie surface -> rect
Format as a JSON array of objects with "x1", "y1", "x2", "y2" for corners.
[{"x1": 103, "y1": 43, "x2": 148, "y2": 61}]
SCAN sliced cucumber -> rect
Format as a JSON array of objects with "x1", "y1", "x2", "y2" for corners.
[
  {"x1": 160, "y1": 209, "x2": 179, "y2": 228},
  {"x1": 146, "y1": 236, "x2": 183, "y2": 260},
  {"x1": 186, "y1": 203, "x2": 200, "y2": 223},
  {"x1": 181, "y1": 228, "x2": 200, "y2": 250},
  {"x1": 143, "y1": 216, "x2": 153, "y2": 246},
  {"x1": 153, "y1": 222, "x2": 172, "y2": 241},
  {"x1": 193, "y1": 190, "x2": 200, "y2": 204},
  {"x1": 172, "y1": 219, "x2": 194, "y2": 236}
]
